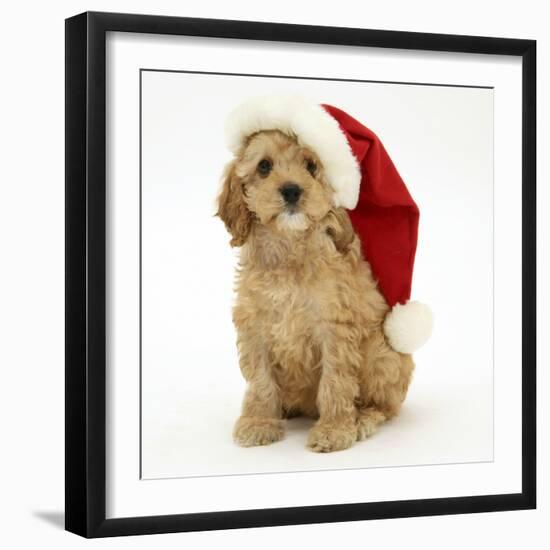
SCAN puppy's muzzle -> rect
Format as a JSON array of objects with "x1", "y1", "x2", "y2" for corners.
[{"x1": 279, "y1": 182, "x2": 303, "y2": 205}]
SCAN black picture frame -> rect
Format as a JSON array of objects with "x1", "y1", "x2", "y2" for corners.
[{"x1": 65, "y1": 11, "x2": 536, "y2": 538}]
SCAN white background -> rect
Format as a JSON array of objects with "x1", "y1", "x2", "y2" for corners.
[
  {"x1": 140, "y1": 71, "x2": 494, "y2": 479},
  {"x1": 0, "y1": 0, "x2": 546, "y2": 548}
]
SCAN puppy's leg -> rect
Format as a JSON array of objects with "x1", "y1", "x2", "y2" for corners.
[
  {"x1": 233, "y1": 350, "x2": 285, "y2": 447},
  {"x1": 357, "y1": 330, "x2": 415, "y2": 440},
  {"x1": 307, "y1": 326, "x2": 360, "y2": 453},
  {"x1": 356, "y1": 407, "x2": 386, "y2": 440}
]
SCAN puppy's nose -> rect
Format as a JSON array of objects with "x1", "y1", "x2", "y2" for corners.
[{"x1": 279, "y1": 182, "x2": 303, "y2": 204}]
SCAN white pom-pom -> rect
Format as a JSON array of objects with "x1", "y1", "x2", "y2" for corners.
[{"x1": 384, "y1": 301, "x2": 433, "y2": 354}]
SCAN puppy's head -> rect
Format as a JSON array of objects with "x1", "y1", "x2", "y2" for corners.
[{"x1": 216, "y1": 130, "x2": 338, "y2": 246}]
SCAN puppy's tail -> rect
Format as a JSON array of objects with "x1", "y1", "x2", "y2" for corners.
[{"x1": 383, "y1": 301, "x2": 433, "y2": 354}]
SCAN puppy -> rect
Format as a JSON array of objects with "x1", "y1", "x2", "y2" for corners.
[{"x1": 217, "y1": 129, "x2": 414, "y2": 452}]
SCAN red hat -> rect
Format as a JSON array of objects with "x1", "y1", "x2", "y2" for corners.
[{"x1": 225, "y1": 95, "x2": 432, "y2": 353}]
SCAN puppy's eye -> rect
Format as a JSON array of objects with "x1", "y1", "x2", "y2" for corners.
[
  {"x1": 257, "y1": 159, "x2": 272, "y2": 176},
  {"x1": 306, "y1": 159, "x2": 317, "y2": 176}
]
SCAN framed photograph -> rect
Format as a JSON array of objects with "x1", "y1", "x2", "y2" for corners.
[{"x1": 65, "y1": 11, "x2": 536, "y2": 538}]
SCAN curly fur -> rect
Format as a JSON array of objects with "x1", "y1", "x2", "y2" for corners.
[{"x1": 217, "y1": 130, "x2": 414, "y2": 452}]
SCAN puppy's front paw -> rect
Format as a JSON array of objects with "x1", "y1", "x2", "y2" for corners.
[
  {"x1": 233, "y1": 416, "x2": 285, "y2": 447},
  {"x1": 307, "y1": 421, "x2": 356, "y2": 453}
]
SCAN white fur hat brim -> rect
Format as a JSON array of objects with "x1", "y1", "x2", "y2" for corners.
[
  {"x1": 384, "y1": 301, "x2": 433, "y2": 354},
  {"x1": 225, "y1": 94, "x2": 361, "y2": 209}
]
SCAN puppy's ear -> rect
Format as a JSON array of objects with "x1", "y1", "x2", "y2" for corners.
[
  {"x1": 325, "y1": 208, "x2": 356, "y2": 254},
  {"x1": 216, "y1": 160, "x2": 252, "y2": 247}
]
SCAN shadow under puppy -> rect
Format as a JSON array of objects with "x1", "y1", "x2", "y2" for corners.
[{"x1": 217, "y1": 96, "x2": 432, "y2": 452}]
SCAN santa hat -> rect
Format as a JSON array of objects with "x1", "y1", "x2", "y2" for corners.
[{"x1": 225, "y1": 94, "x2": 432, "y2": 354}]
